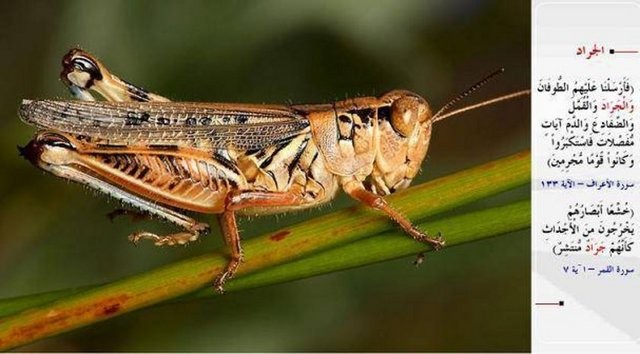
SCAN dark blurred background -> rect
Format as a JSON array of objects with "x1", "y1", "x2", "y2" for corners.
[{"x1": 0, "y1": 0, "x2": 530, "y2": 351}]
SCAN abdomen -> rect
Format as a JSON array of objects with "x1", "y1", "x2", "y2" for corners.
[{"x1": 76, "y1": 148, "x2": 245, "y2": 213}]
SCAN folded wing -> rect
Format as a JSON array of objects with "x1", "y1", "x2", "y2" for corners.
[{"x1": 19, "y1": 99, "x2": 310, "y2": 150}]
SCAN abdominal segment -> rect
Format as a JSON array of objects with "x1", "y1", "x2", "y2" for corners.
[{"x1": 76, "y1": 149, "x2": 244, "y2": 213}]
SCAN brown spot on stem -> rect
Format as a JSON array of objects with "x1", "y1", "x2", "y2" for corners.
[
  {"x1": 102, "y1": 303, "x2": 121, "y2": 316},
  {"x1": 1, "y1": 295, "x2": 130, "y2": 348},
  {"x1": 478, "y1": 161, "x2": 496, "y2": 171},
  {"x1": 270, "y1": 230, "x2": 290, "y2": 242}
]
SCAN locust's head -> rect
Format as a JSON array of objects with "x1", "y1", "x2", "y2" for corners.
[{"x1": 379, "y1": 90, "x2": 434, "y2": 137}]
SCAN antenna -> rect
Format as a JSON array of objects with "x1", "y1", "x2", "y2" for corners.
[
  {"x1": 433, "y1": 90, "x2": 530, "y2": 122},
  {"x1": 431, "y1": 68, "x2": 529, "y2": 123}
]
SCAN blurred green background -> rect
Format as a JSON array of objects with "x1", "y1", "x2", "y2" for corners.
[{"x1": 0, "y1": 0, "x2": 530, "y2": 351}]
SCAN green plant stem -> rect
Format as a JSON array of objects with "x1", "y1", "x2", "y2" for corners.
[
  {"x1": 203, "y1": 199, "x2": 530, "y2": 295},
  {"x1": 0, "y1": 151, "x2": 529, "y2": 350},
  {"x1": 0, "y1": 201, "x2": 529, "y2": 351}
]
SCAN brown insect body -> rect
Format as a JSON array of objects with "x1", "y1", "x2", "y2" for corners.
[
  {"x1": 21, "y1": 91, "x2": 432, "y2": 215},
  {"x1": 19, "y1": 49, "x2": 528, "y2": 292}
]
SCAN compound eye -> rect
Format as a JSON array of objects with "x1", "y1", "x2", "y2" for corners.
[{"x1": 390, "y1": 96, "x2": 421, "y2": 137}]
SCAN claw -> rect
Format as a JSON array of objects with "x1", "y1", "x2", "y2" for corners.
[
  {"x1": 213, "y1": 274, "x2": 228, "y2": 294},
  {"x1": 129, "y1": 235, "x2": 139, "y2": 246},
  {"x1": 212, "y1": 253, "x2": 243, "y2": 294},
  {"x1": 407, "y1": 227, "x2": 445, "y2": 250},
  {"x1": 413, "y1": 252, "x2": 426, "y2": 267},
  {"x1": 431, "y1": 232, "x2": 446, "y2": 250}
]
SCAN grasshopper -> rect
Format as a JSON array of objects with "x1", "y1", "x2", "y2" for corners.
[{"x1": 18, "y1": 49, "x2": 528, "y2": 292}]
